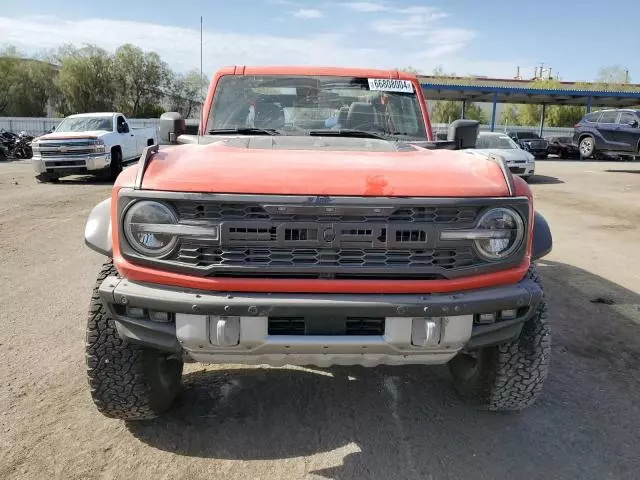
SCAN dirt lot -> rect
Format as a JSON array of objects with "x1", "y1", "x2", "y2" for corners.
[{"x1": 1, "y1": 159, "x2": 639, "y2": 480}]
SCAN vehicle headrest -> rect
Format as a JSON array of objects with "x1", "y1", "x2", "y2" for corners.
[
  {"x1": 255, "y1": 102, "x2": 284, "y2": 128},
  {"x1": 347, "y1": 102, "x2": 375, "y2": 130}
]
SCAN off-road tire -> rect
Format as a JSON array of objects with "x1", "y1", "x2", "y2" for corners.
[
  {"x1": 448, "y1": 266, "x2": 551, "y2": 411},
  {"x1": 85, "y1": 261, "x2": 183, "y2": 420},
  {"x1": 35, "y1": 173, "x2": 59, "y2": 183}
]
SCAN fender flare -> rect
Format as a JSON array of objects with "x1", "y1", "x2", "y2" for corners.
[
  {"x1": 532, "y1": 211, "x2": 552, "y2": 260},
  {"x1": 84, "y1": 198, "x2": 112, "y2": 257}
]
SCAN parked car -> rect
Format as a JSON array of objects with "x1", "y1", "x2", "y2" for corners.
[
  {"x1": 572, "y1": 109, "x2": 640, "y2": 159},
  {"x1": 31, "y1": 112, "x2": 158, "y2": 182},
  {"x1": 547, "y1": 136, "x2": 579, "y2": 158},
  {"x1": 83, "y1": 66, "x2": 553, "y2": 420},
  {"x1": 466, "y1": 131, "x2": 535, "y2": 180},
  {"x1": 507, "y1": 131, "x2": 548, "y2": 159}
]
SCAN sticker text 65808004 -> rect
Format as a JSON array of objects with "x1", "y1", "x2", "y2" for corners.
[{"x1": 367, "y1": 78, "x2": 414, "y2": 93}]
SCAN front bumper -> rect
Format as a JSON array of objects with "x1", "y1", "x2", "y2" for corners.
[
  {"x1": 507, "y1": 162, "x2": 535, "y2": 177},
  {"x1": 98, "y1": 275, "x2": 543, "y2": 367},
  {"x1": 32, "y1": 153, "x2": 111, "y2": 175}
]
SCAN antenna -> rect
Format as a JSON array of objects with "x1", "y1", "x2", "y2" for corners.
[{"x1": 200, "y1": 15, "x2": 204, "y2": 136}]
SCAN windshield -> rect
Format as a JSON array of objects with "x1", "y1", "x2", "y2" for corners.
[
  {"x1": 517, "y1": 132, "x2": 540, "y2": 139},
  {"x1": 477, "y1": 134, "x2": 519, "y2": 149},
  {"x1": 55, "y1": 117, "x2": 112, "y2": 133},
  {"x1": 207, "y1": 75, "x2": 427, "y2": 140}
]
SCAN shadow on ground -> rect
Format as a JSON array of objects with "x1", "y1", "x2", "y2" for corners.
[
  {"x1": 127, "y1": 261, "x2": 640, "y2": 480},
  {"x1": 56, "y1": 175, "x2": 113, "y2": 186},
  {"x1": 527, "y1": 174, "x2": 564, "y2": 185},
  {"x1": 605, "y1": 169, "x2": 640, "y2": 175}
]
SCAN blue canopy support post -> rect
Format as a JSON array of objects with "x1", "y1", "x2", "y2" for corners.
[
  {"x1": 586, "y1": 96, "x2": 592, "y2": 113},
  {"x1": 490, "y1": 93, "x2": 498, "y2": 131},
  {"x1": 461, "y1": 100, "x2": 466, "y2": 119},
  {"x1": 539, "y1": 104, "x2": 546, "y2": 137}
]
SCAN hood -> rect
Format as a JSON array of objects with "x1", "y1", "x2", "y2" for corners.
[
  {"x1": 469, "y1": 148, "x2": 534, "y2": 162},
  {"x1": 140, "y1": 137, "x2": 510, "y2": 197},
  {"x1": 37, "y1": 130, "x2": 109, "y2": 140}
]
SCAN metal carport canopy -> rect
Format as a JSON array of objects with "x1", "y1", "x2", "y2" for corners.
[{"x1": 418, "y1": 81, "x2": 640, "y2": 107}]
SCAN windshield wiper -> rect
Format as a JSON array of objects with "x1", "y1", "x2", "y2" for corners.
[
  {"x1": 207, "y1": 128, "x2": 280, "y2": 136},
  {"x1": 308, "y1": 129, "x2": 387, "y2": 140}
]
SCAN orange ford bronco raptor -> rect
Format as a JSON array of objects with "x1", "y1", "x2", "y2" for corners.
[{"x1": 84, "y1": 66, "x2": 552, "y2": 419}]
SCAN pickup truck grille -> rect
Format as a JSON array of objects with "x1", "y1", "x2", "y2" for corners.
[
  {"x1": 35, "y1": 140, "x2": 97, "y2": 157},
  {"x1": 120, "y1": 194, "x2": 529, "y2": 280}
]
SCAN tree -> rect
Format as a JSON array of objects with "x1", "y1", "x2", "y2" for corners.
[
  {"x1": 431, "y1": 100, "x2": 487, "y2": 124},
  {"x1": 55, "y1": 45, "x2": 116, "y2": 114},
  {"x1": 596, "y1": 65, "x2": 629, "y2": 85},
  {"x1": 113, "y1": 44, "x2": 170, "y2": 117},
  {"x1": 464, "y1": 103, "x2": 487, "y2": 123},
  {"x1": 500, "y1": 105, "x2": 521, "y2": 126},
  {"x1": 167, "y1": 70, "x2": 208, "y2": 118},
  {"x1": 0, "y1": 46, "x2": 58, "y2": 116}
]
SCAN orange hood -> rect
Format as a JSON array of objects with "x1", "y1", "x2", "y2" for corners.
[{"x1": 138, "y1": 139, "x2": 510, "y2": 197}]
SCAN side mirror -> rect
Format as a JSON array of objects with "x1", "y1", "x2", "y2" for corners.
[
  {"x1": 630, "y1": 120, "x2": 639, "y2": 128},
  {"x1": 159, "y1": 112, "x2": 186, "y2": 145},
  {"x1": 447, "y1": 119, "x2": 479, "y2": 149}
]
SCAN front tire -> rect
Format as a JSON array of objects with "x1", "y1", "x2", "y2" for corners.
[
  {"x1": 579, "y1": 136, "x2": 595, "y2": 159},
  {"x1": 448, "y1": 266, "x2": 551, "y2": 411},
  {"x1": 86, "y1": 261, "x2": 183, "y2": 420}
]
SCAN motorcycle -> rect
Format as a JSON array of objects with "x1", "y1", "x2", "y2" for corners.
[
  {"x1": 0, "y1": 129, "x2": 35, "y2": 159},
  {"x1": 15, "y1": 131, "x2": 34, "y2": 159}
]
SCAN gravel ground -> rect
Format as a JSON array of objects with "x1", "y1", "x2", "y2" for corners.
[{"x1": 1, "y1": 159, "x2": 639, "y2": 480}]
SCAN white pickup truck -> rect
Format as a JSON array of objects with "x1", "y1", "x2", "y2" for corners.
[{"x1": 31, "y1": 112, "x2": 158, "y2": 182}]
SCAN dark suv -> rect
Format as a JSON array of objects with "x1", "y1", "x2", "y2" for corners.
[
  {"x1": 507, "y1": 131, "x2": 549, "y2": 159},
  {"x1": 573, "y1": 109, "x2": 640, "y2": 159}
]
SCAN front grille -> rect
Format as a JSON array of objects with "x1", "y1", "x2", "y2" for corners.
[
  {"x1": 509, "y1": 167, "x2": 526, "y2": 174},
  {"x1": 175, "y1": 244, "x2": 478, "y2": 270},
  {"x1": 41, "y1": 149, "x2": 94, "y2": 157},
  {"x1": 268, "y1": 316, "x2": 385, "y2": 335},
  {"x1": 120, "y1": 195, "x2": 529, "y2": 279},
  {"x1": 174, "y1": 201, "x2": 479, "y2": 224}
]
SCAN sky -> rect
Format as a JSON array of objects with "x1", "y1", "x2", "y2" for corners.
[{"x1": 1, "y1": 0, "x2": 639, "y2": 82}]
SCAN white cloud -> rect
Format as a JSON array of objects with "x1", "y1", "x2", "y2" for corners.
[
  {"x1": 0, "y1": 15, "x2": 523, "y2": 78},
  {"x1": 371, "y1": 7, "x2": 450, "y2": 37},
  {"x1": 343, "y1": 2, "x2": 387, "y2": 12},
  {"x1": 291, "y1": 8, "x2": 324, "y2": 19}
]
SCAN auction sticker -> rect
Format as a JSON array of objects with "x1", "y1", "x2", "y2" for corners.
[{"x1": 368, "y1": 78, "x2": 414, "y2": 93}]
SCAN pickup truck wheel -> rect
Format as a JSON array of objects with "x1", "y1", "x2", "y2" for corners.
[
  {"x1": 448, "y1": 266, "x2": 551, "y2": 411},
  {"x1": 85, "y1": 261, "x2": 183, "y2": 420},
  {"x1": 579, "y1": 136, "x2": 595, "y2": 159},
  {"x1": 109, "y1": 149, "x2": 123, "y2": 181},
  {"x1": 35, "y1": 173, "x2": 59, "y2": 183}
]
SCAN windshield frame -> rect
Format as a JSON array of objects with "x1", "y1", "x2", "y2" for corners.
[
  {"x1": 202, "y1": 73, "x2": 431, "y2": 141},
  {"x1": 54, "y1": 116, "x2": 114, "y2": 133}
]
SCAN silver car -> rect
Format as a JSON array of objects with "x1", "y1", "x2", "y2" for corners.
[{"x1": 466, "y1": 132, "x2": 536, "y2": 181}]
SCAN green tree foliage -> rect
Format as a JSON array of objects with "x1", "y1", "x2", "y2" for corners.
[
  {"x1": 113, "y1": 44, "x2": 170, "y2": 117},
  {"x1": 167, "y1": 70, "x2": 209, "y2": 119},
  {"x1": 431, "y1": 101, "x2": 487, "y2": 124},
  {"x1": 0, "y1": 46, "x2": 58, "y2": 116},
  {"x1": 55, "y1": 44, "x2": 116, "y2": 114},
  {"x1": 500, "y1": 105, "x2": 521, "y2": 126}
]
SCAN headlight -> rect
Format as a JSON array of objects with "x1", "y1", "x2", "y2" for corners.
[
  {"x1": 89, "y1": 139, "x2": 106, "y2": 153},
  {"x1": 473, "y1": 207, "x2": 524, "y2": 260},
  {"x1": 123, "y1": 201, "x2": 178, "y2": 256}
]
